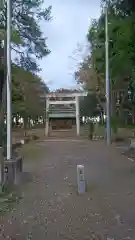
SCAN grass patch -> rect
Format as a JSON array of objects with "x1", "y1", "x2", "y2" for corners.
[
  {"x1": 125, "y1": 125, "x2": 135, "y2": 129},
  {"x1": 0, "y1": 186, "x2": 23, "y2": 215}
]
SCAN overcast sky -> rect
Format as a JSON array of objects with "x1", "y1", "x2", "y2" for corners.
[{"x1": 39, "y1": 0, "x2": 101, "y2": 90}]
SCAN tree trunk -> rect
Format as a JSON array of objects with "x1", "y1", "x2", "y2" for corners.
[
  {"x1": 23, "y1": 116, "x2": 28, "y2": 137},
  {"x1": 111, "y1": 91, "x2": 117, "y2": 118}
]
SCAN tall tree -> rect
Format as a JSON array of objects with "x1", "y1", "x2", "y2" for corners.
[
  {"x1": 0, "y1": 0, "x2": 52, "y2": 72},
  {"x1": 12, "y1": 65, "x2": 49, "y2": 119},
  {"x1": 75, "y1": 0, "x2": 135, "y2": 124}
]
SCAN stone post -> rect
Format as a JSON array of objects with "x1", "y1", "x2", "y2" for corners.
[{"x1": 77, "y1": 165, "x2": 86, "y2": 194}]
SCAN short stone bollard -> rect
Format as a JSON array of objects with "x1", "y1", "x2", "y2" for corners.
[{"x1": 77, "y1": 165, "x2": 86, "y2": 194}]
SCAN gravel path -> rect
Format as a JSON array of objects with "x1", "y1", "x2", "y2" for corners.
[{"x1": 0, "y1": 139, "x2": 135, "y2": 239}]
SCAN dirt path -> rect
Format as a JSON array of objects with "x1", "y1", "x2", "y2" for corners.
[{"x1": 0, "y1": 139, "x2": 135, "y2": 239}]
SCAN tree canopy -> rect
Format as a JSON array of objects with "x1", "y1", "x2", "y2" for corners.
[
  {"x1": 0, "y1": 0, "x2": 51, "y2": 128},
  {"x1": 75, "y1": 0, "x2": 135, "y2": 124},
  {"x1": 12, "y1": 65, "x2": 49, "y2": 119},
  {"x1": 0, "y1": 0, "x2": 52, "y2": 72}
]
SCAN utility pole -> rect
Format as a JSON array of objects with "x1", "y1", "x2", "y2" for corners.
[
  {"x1": 105, "y1": 6, "x2": 111, "y2": 145},
  {"x1": 7, "y1": 0, "x2": 12, "y2": 160}
]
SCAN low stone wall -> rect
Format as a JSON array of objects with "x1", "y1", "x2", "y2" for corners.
[{"x1": 117, "y1": 128, "x2": 134, "y2": 138}]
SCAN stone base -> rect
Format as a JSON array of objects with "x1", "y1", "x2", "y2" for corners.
[{"x1": 4, "y1": 155, "x2": 23, "y2": 186}]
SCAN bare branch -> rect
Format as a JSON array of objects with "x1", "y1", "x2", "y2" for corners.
[{"x1": 11, "y1": 46, "x2": 24, "y2": 55}]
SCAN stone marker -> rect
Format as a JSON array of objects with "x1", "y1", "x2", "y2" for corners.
[
  {"x1": 130, "y1": 139, "x2": 135, "y2": 148},
  {"x1": 77, "y1": 165, "x2": 86, "y2": 194}
]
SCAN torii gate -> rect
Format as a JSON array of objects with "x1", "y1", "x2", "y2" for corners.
[{"x1": 45, "y1": 92, "x2": 87, "y2": 137}]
